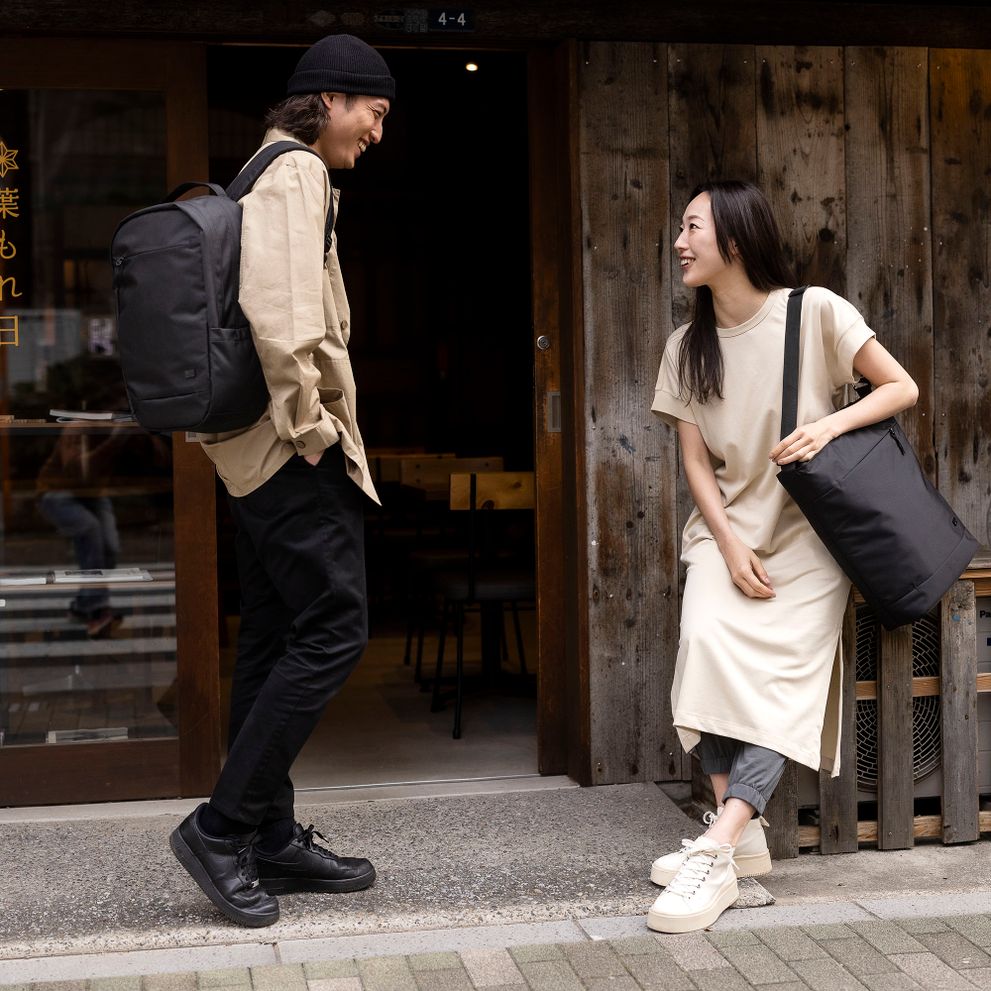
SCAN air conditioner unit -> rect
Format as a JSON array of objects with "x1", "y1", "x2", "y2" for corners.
[{"x1": 798, "y1": 597, "x2": 991, "y2": 807}]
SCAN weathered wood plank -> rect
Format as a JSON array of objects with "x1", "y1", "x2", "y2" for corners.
[
  {"x1": 666, "y1": 45, "x2": 759, "y2": 777},
  {"x1": 877, "y1": 624, "x2": 915, "y2": 849},
  {"x1": 930, "y1": 49, "x2": 991, "y2": 546},
  {"x1": 764, "y1": 759, "x2": 799, "y2": 860},
  {"x1": 668, "y1": 44, "x2": 758, "y2": 329},
  {"x1": 819, "y1": 594, "x2": 859, "y2": 854},
  {"x1": 755, "y1": 45, "x2": 846, "y2": 293},
  {"x1": 941, "y1": 579, "x2": 979, "y2": 844},
  {"x1": 579, "y1": 41, "x2": 680, "y2": 783},
  {"x1": 845, "y1": 47, "x2": 935, "y2": 480}
]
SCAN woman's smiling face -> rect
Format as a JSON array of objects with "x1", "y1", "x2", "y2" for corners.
[{"x1": 674, "y1": 192, "x2": 730, "y2": 289}]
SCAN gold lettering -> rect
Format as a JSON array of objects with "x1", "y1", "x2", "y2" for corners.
[
  {"x1": 0, "y1": 231, "x2": 15, "y2": 260},
  {"x1": 0, "y1": 142, "x2": 18, "y2": 179},
  {"x1": 0, "y1": 275, "x2": 21, "y2": 300},
  {"x1": 0, "y1": 314, "x2": 18, "y2": 346},
  {"x1": 0, "y1": 189, "x2": 19, "y2": 220}
]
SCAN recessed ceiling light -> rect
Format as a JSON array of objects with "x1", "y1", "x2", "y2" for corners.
[{"x1": 465, "y1": 62, "x2": 479, "y2": 72}]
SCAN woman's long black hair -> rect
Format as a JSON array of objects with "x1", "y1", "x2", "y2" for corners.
[{"x1": 677, "y1": 180, "x2": 795, "y2": 403}]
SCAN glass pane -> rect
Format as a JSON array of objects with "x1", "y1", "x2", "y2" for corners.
[{"x1": 0, "y1": 91, "x2": 176, "y2": 748}]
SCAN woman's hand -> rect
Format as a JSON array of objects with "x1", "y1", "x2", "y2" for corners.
[
  {"x1": 717, "y1": 532, "x2": 776, "y2": 599},
  {"x1": 303, "y1": 451, "x2": 324, "y2": 466},
  {"x1": 769, "y1": 417, "x2": 838, "y2": 465}
]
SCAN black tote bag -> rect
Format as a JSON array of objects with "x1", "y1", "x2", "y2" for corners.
[{"x1": 776, "y1": 286, "x2": 978, "y2": 630}]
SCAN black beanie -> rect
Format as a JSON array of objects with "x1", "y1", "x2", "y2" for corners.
[{"x1": 287, "y1": 34, "x2": 395, "y2": 101}]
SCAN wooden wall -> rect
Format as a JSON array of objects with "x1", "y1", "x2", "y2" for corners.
[{"x1": 576, "y1": 43, "x2": 990, "y2": 784}]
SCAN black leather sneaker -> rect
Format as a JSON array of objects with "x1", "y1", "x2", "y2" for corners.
[
  {"x1": 169, "y1": 803, "x2": 279, "y2": 928},
  {"x1": 256, "y1": 823, "x2": 376, "y2": 894}
]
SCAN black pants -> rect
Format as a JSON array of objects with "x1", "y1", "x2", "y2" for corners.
[{"x1": 211, "y1": 444, "x2": 367, "y2": 826}]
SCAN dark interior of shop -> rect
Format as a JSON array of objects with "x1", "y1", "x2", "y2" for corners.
[{"x1": 207, "y1": 45, "x2": 539, "y2": 787}]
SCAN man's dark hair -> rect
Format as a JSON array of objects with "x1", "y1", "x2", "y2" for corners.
[
  {"x1": 677, "y1": 179, "x2": 795, "y2": 404},
  {"x1": 264, "y1": 92, "x2": 357, "y2": 145}
]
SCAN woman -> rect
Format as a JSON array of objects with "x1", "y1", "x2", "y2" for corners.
[{"x1": 648, "y1": 180, "x2": 918, "y2": 934}]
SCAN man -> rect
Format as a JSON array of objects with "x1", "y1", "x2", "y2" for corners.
[{"x1": 169, "y1": 34, "x2": 393, "y2": 928}]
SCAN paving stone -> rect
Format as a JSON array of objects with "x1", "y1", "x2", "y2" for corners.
[
  {"x1": 849, "y1": 923, "x2": 926, "y2": 955},
  {"x1": 356, "y1": 958, "x2": 418, "y2": 991},
  {"x1": 585, "y1": 978, "x2": 642, "y2": 991},
  {"x1": 802, "y1": 924, "x2": 857, "y2": 941},
  {"x1": 30, "y1": 984, "x2": 88, "y2": 991},
  {"x1": 690, "y1": 967, "x2": 757, "y2": 991},
  {"x1": 91, "y1": 978, "x2": 142, "y2": 991},
  {"x1": 821, "y1": 937, "x2": 899, "y2": 976},
  {"x1": 958, "y1": 968, "x2": 991, "y2": 989},
  {"x1": 408, "y1": 955, "x2": 462, "y2": 973},
  {"x1": 560, "y1": 943, "x2": 628, "y2": 980},
  {"x1": 946, "y1": 916, "x2": 991, "y2": 948},
  {"x1": 508, "y1": 945, "x2": 565, "y2": 964},
  {"x1": 789, "y1": 958, "x2": 868, "y2": 991},
  {"x1": 460, "y1": 949, "x2": 524, "y2": 988},
  {"x1": 141, "y1": 974, "x2": 198, "y2": 991},
  {"x1": 888, "y1": 952, "x2": 975, "y2": 990},
  {"x1": 412, "y1": 968, "x2": 473, "y2": 991},
  {"x1": 705, "y1": 931, "x2": 760, "y2": 949},
  {"x1": 308, "y1": 980, "x2": 363, "y2": 991},
  {"x1": 717, "y1": 944, "x2": 800, "y2": 985},
  {"x1": 197, "y1": 970, "x2": 253, "y2": 989},
  {"x1": 304, "y1": 963, "x2": 360, "y2": 980},
  {"x1": 609, "y1": 936, "x2": 666, "y2": 956},
  {"x1": 618, "y1": 953, "x2": 696, "y2": 990},
  {"x1": 755, "y1": 926, "x2": 829, "y2": 961},
  {"x1": 514, "y1": 960, "x2": 584, "y2": 991},
  {"x1": 859, "y1": 978, "x2": 924, "y2": 991},
  {"x1": 896, "y1": 918, "x2": 950, "y2": 936},
  {"x1": 250, "y1": 964, "x2": 308, "y2": 991},
  {"x1": 917, "y1": 931, "x2": 991, "y2": 969},
  {"x1": 657, "y1": 932, "x2": 730, "y2": 971}
]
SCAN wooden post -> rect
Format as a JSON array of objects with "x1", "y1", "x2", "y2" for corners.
[
  {"x1": 818, "y1": 596, "x2": 859, "y2": 854},
  {"x1": 877, "y1": 624, "x2": 915, "y2": 849},
  {"x1": 764, "y1": 760, "x2": 799, "y2": 860},
  {"x1": 941, "y1": 580, "x2": 979, "y2": 844}
]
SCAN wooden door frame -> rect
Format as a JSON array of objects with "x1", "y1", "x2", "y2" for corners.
[
  {"x1": 528, "y1": 41, "x2": 583, "y2": 776},
  {"x1": 0, "y1": 38, "x2": 220, "y2": 805}
]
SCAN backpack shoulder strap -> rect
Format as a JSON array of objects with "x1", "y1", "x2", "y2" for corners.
[
  {"x1": 780, "y1": 285, "x2": 808, "y2": 441},
  {"x1": 226, "y1": 140, "x2": 334, "y2": 255}
]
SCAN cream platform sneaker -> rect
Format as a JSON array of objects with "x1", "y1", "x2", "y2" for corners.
[
  {"x1": 646, "y1": 838, "x2": 738, "y2": 934},
  {"x1": 650, "y1": 808, "x2": 771, "y2": 886}
]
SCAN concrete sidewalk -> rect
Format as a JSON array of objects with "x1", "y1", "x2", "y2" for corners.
[{"x1": 2, "y1": 780, "x2": 990, "y2": 989}]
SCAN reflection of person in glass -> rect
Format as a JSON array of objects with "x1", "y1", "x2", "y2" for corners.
[{"x1": 36, "y1": 427, "x2": 126, "y2": 638}]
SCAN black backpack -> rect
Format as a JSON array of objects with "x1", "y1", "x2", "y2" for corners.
[{"x1": 111, "y1": 141, "x2": 332, "y2": 434}]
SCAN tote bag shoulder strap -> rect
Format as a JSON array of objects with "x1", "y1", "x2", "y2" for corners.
[{"x1": 780, "y1": 286, "x2": 809, "y2": 441}]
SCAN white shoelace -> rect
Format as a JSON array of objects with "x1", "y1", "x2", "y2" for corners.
[{"x1": 666, "y1": 841, "x2": 736, "y2": 900}]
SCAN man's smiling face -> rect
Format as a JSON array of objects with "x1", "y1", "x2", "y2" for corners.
[{"x1": 314, "y1": 92, "x2": 390, "y2": 169}]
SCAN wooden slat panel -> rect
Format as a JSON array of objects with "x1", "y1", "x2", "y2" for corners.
[
  {"x1": 764, "y1": 759, "x2": 799, "y2": 860},
  {"x1": 819, "y1": 595, "x2": 859, "y2": 854},
  {"x1": 931, "y1": 49, "x2": 991, "y2": 545},
  {"x1": 877, "y1": 624, "x2": 915, "y2": 849},
  {"x1": 579, "y1": 41, "x2": 681, "y2": 783},
  {"x1": 941, "y1": 579, "x2": 979, "y2": 844},
  {"x1": 449, "y1": 471, "x2": 535, "y2": 510},
  {"x1": 667, "y1": 44, "x2": 758, "y2": 329},
  {"x1": 802, "y1": 810, "x2": 991, "y2": 849},
  {"x1": 845, "y1": 47, "x2": 935, "y2": 479},
  {"x1": 756, "y1": 45, "x2": 846, "y2": 292}
]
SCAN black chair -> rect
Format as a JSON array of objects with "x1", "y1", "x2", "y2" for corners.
[{"x1": 429, "y1": 471, "x2": 535, "y2": 738}]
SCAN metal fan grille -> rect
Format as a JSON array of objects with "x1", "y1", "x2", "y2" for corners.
[{"x1": 855, "y1": 604, "x2": 941, "y2": 792}]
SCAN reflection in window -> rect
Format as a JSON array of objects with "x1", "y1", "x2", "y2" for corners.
[{"x1": 0, "y1": 91, "x2": 178, "y2": 747}]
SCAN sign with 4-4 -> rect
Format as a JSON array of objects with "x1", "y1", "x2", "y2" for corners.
[{"x1": 429, "y1": 9, "x2": 474, "y2": 30}]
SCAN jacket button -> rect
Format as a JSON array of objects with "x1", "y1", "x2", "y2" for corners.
[
  {"x1": 340, "y1": 320, "x2": 349, "y2": 332},
  {"x1": 295, "y1": 440, "x2": 305, "y2": 448}
]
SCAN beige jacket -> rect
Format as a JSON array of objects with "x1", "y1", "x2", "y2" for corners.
[{"x1": 196, "y1": 129, "x2": 379, "y2": 504}]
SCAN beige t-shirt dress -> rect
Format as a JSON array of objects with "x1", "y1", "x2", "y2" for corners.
[{"x1": 652, "y1": 286, "x2": 875, "y2": 774}]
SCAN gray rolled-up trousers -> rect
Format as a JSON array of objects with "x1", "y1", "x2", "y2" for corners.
[{"x1": 693, "y1": 732, "x2": 787, "y2": 815}]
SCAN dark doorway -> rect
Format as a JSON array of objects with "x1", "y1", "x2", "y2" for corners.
[{"x1": 207, "y1": 45, "x2": 538, "y2": 787}]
